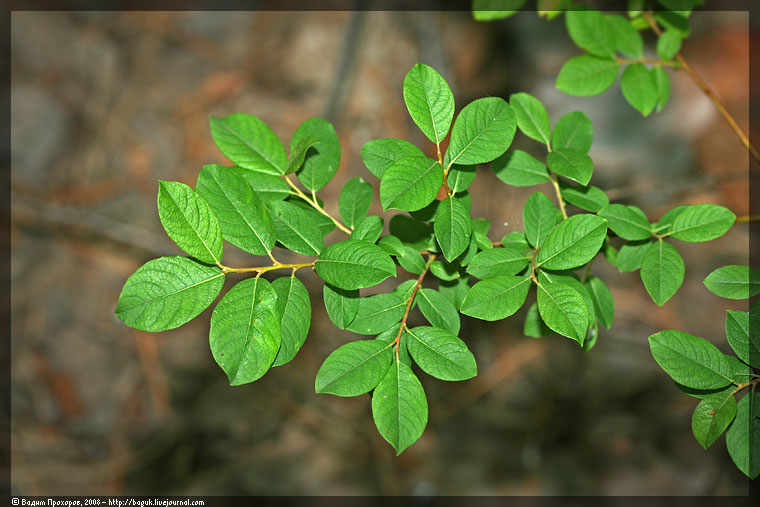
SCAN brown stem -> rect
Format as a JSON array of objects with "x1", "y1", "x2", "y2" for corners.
[
  {"x1": 643, "y1": 12, "x2": 759, "y2": 164},
  {"x1": 735, "y1": 215, "x2": 760, "y2": 224},
  {"x1": 393, "y1": 254, "x2": 436, "y2": 358}
]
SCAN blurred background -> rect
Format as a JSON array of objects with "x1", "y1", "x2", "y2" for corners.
[{"x1": 10, "y1": 9, "x2": 753, "y2": 495}]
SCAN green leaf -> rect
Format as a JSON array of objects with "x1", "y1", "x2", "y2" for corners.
[
  {"x1": 586, "y1": 276, "x2": 614, "y2": 329},
  {"x1": 648, "y1": 330, "x2": 733, "y2": 389},
  {"x1": 616, "y1": 240, "x2": 651, "y2": 272},
  {"x1": 398, "y1": 246, "x2": 427, "y2": 275},
  {"x1": 323, "y1": 283, "x2": 359, "y2": 330},
  {"x1": 704, "y1": 265, "x2": 760, "y2": 300},
  {"x1": 538, "y1": 270, "x2": 595, "y2": 327},
  {"x1": 501, "y1": 231, "x2": 531, "y2": 251},
  {"x1": 509, "y1": 92, "x2": 551, "y2": 147},
  {"x1": 347, "y1": 293, "x2": 407, "y2": 335},
  {"x1": 606, "y1": 14, "x2": 644, "y2": 58},
  {"x1": 292, "y1": 118, "x2": 341, "y2": 192},
  {"x1": 524, "y1": 192, "x2": 562, "y2": 249},
  {"x1": 338, "y1": 177, "x2": 373, "y2": 229},
  {"x1": 492, "y1": 150, "x2": 550, "y2": 186},
  {"x1": 377, "y1": 235, "x2": 405, "y2": 257},
  {"x1": 461, "y1": 275, "x2": 531, "y2": 321},
  {"x1": 439, "y1": 276, "x2": 471, "y2": 311},
  {"x1": 271, "y1": 276, "x2": 311, "y2": 367},
  {"x1": 376, "y1": 324, "x2": 412, "y2": 367},
  {"x1": 267, "y1": 200, "x2": 324, "y2": 256},
  {"x1": 556, "y1": 55, "x2": 619, "y2": 97},
  {"x1": 537, "y1": 214, "x2": 608, "y2": 270},
  {"x1": 524, "y1": 302, "x2": 553, "y2": 338},
  {"x1": 209, "y1": 278, "x2": 281, "y2": 385},
  {"x1": 285, "y1": 135, "x2": 320, "y2": 175},
  {"x1": 657, "y1": 29, "x2": 682, "y2": 61},
  {"x1": 403, "y1": 63, "x2": 455, "y2": 145},
  {"x1": 361, "y1": 139, "x2": 425, "y2": 180},
  {"x1": 725, "y1": 310, "x2": 759, "y2": 368},
  {"x1": 546, "y1": 148, "x2": 593, "y2": 185},
  {"x1": 691, "y1": 391, "x2": 737, "y2": 449},
  {"x1": 552, "y1": 111, "x2": 594, "y2": 153},
  {"x1": 536, "y1": 281, "x2": 588, "y2": 345},
  {"x1": 417, "y1": 289, "x2": 460, "y2": 335},
  {"x1": 434, "y1": 196, "x2": 472, "y2": 261},
  {"x1": 653, "y1": 66, "x2": 671, "y2": 112},
  {"x1": 315, "y1": 240, "x2": 396, "y2": 290},
  {"x1": 210, "y1": 114, "x2": 286, "y2": 175},
  {"x1": 157, "y1": 181, "x2": 224, "y2": 264},
  {"x1": 565, "y1": 9, "x2": 616, "y2": 58},
  {"x1": 676, "y1": 383, "x2": 734, "y2": 400},
  {"x1": 351, "y1": 215, "x2": 384, "y2": 243},
  {"x1": 466, "y1": 247, "x2": 530, "y2": 279},
  {"x1": 727, "y1": 355, "x2": 752, "y2": 384},
  {"x1": 288, "y1": 198, "x2": 335, "y2": 237},
  {"x1": 315, "y1": 340, "x2": 393, "y2": 397},
  {"x1": 430, "y1": 260, "x2": 460, "y2": 281},
  {"x1": 602, "y1": 237, "x2": 619, "y2": 266},
  {"x1": 406, "y1": 326, "x2": 477, "y2": 381},
  {"x1": 668, "y1": 204, "x2": 735, "y2": 242},
  {"x1": 472, "y1": 0, "x2": 526, "y2": 21},
  {"x1": 448, "y1": 165, "x2": 477, "y2": 193},
  {"x1": 115, "y1": 257, "x2": 224, "y2": 332},
  {"x1": 640, "y1": 240, "x2": 684, "y2": 306},
  {"x1": 597, "y1": 203, "x2": 652, "y2": 241},
  {"x1": 236, "y1": 167, "x2": 291, "y2": 203},
  {"x1": 196, "y1": 165, "x2": 276, "y2": 256},
  {"x1": 380, "y1": 157, "x2": 443, "y2": 212},
  {"x1": 559, "y1": 183, "x2": 609, "y2": 212},
  {"x1": 372, "y1": 360, "x2": 428, "y2": 455},
  {"x1": 410, "y1": 200, "x2": 440, "y2": 223},
  {"x1": 389, "y1": 215, "x2": 433, "y2": 251},
  {"x1": 726, "y1": 392, "x2": 760, "y2": 479},
  {"x1": 473, "y1": 232, "x2": 492, "y2": 251},
  {"x1": 444, "y1": 97, "x2": 516, "y2": 167},
  {"x1": 620, "y1": 64, "x2": 659, "y2": 117}
]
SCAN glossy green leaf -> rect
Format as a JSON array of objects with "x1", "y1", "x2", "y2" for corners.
[
  {"x1": 272, "y1": 276, "x2": 311, "y2": 367},
  {"x1": 492, "y1": 150, "x2": 550, "y2": 186},
  {"x1": 466, "y1": 247, "x2": 530, "y2": 279},
  {"x1": 338, "y1": 177, "x2": 373, "y2": 229},
  {"x1": 653, "y1": 65, "x2": 671, "y2": 112},
  {"x1": 403, "y1": 63, "x2": 455, "y2": 145},
  {"x1": 556, "y1": 55, "x2": 619, "y2": 97},
  {"x1": 288, "y1": 199, "x2": 335, "y2": 237},
  {"x1": 537, "y1": 214, "x2": 608, "y2": 270},
  {"x1": 598, "y1": 203, "x2": 652, "y2": 241},
  {"x1": 648, "y1": 330, "x2": 733, "y2": 389},
  {"x1": 351, "y1": 215, "x2": 384, "y2": 243},
  {"x1": 376, "y1": 324, "x2": 412, "y2": 367},
  {"x1": 115, "y1": 257, "x2": 225, "y2": 332},
  {"x1": 380, "y1": 156, "x2": 442, "y2": 212},
  {"x1": 389, "y1": 215, "x2": 433, "y2": 251},
  {"x1": 559, "y1": 183, "x2": 609, "y2": 212},
  {"x1": 285, "y1": 135, "x2": 320, "y2": 175},
  {"x1": 524, "y1": 302, "x2": 553, "y2": 338},
  {"x1": 237, "y1": 167, "x2": 291, "y2": 203},
  {"x1": 725, "y1": 310, "x2": 759, "y2": 368},
  {"x1": 546, "y1": 148, "x2": 593, "y2": 185},
  {"x1": 372, "y1": 360, "x2": 428, "y2": 455},
  {"x1": 361, "y1": 138, "x2": 425, "y2": 180},
  {"x1": 267, "y1": 200, "x2": 324, "y2": 256},
  {"x1": 438, "y1": 276, "x2": 471, "y2": 311},
  {"x1": 434, "y1": 196, "x2": 472, "y2": 261},
  {"x1": 315, "y1": 239, "x2": 396, "y2": 290},
  {"x1": 377, "y1": 235, "x2": 405, "y2": 257},
  {"x1": 417, "y1": 288, "x2": 460, "y2": 335},
  {"x1": 704, "y1": 265, "x2": 760, "y2": 300},
  {"x1": 606, "y1": 14, "x2": 643, "y2": 58},
  {"x1": 430, "y1": 260, "x2": 460, "y2": 281},
  {"x1": 209, "y1": 278, "x2": 281, "y2": 385},
  {"x1": 157, "y1": 181, "x2": 223, "y2": 264},
  {"x1": 210, "y1": 114, "x2": 286, "y2": 175},
  {"x1": 640, "y1": 240, "x2": 684, "y2": 306},
  {"x1": 398, "y1": 246, "x2": 427, "y2": 275},
  {"x1": 448, "y1": 165, "x2": 477, "y2": 193},
  {"x1": 587, "y1": 276, "x2": 614, "y2": 329},
  {"x1": 616, "y1": 240, "x2": 651, "y2": 272},
  {"x1": 538, "y1": 270, "x2": 595, "y2": 327},
  {"x1": 323, "y1": 283, "x2": 359, "y2": 330},
  {"x1": 406, "y1": 326, "x2": 476, "y2": 381},
  {"x1": 347, "y1": 293, "x2": 407, "y2": 335},
  {"x1": 621, "y1": 64, "x2": 659, "y2": 117},
  {"x1": 692, "y1": 391, "x2": 737, "y2": 449},
  {"x1": 501, "y1": 231, "x2": 531, "y2": 251},
  {"x1": 536, "y1": 281, "x2": 588, "y2": 345},
  {"x1": 668, "y1": 204, "x2": 735, "y2": 242},
  {"x1": 461, "y1": 275, "x2": 531, "y2": 321},
  {"x1": 552, "y1": 111, "x2": 594, "y2": 153},
  {"x1": 315, "y1": 340, "x2": 393, "y2": 397},
  {"x1": 509, "y1": 92, "x2": 551, "y2": 146},
  {"x1": 524, "y1": 192, "x2": 562, "y2": 248},
  {"x1": 444, "y1": 97, "x2": 516, "y2": 167},
  {"x1": 292, "y1": 118, "x2": 341, "y2": 192},
  {"x1": 565, "y1": 9, "x2": 615, "y2": 58},
  {"x1": 196, "y1": 165, "x2": 276, "y2": 256},
  {"x1": 657, "y1": 29, "x2": 682, "y2": 60},
  {"x1": 726, "y1": 392, "x2": 760, "y2": 479}
]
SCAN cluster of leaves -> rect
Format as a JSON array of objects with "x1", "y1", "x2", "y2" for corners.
[
  {"x1": 649, "y1": 265, "x2": 760, "y2": 478},
  {"x1": 115, "y1": 58, "x2": 741, "y2": 459},
  {"x1": 473, "y1": 0, "x2": 703, "y2": 115}
]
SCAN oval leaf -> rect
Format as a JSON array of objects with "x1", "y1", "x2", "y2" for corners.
[
  {"x1": 434, "y1": 196, "x2": 472, "y2": 261},
  {"x1": 210, "y1": 114, "x2": 286, "y2": 174},
  {"x1": 406, "y1": 326, "x2": 477, "y2": 381},
  {"x1": 403, "y1": 63, "x2": 455, "y2": 144},
  {"x1": 536, "y1": 214, "x2": 608, "y2": 270},
  {"x1": 315, "y1": 240, "x2": 396, "y2": 290},
  {"x1": 640, "y1": 240, "x2": 684, "y2": 306},
  {"x1": 292, "y1": 118, "x2": 341, "y2": 192},
  {"x1": 380, "y1": 156, "x2": 443, "y2": 212},
  {"x1": 444, "y1": 97, "x2": 516, "y2": 167},
  {"x1": 271, "y1": 276, "x2": 311, "y2": 367},
  {"x1": 536, "y1": 282, "x2": 588, "y2": 345},
  {"x1": 461, "y1": 275, "x2": 531, "y2": 321},
  {"x1": 372, "y1": 360, "x2": 428, "y2": 455},
  {"x1": 315, "y1": 340, "x2": 394, "y2": 397},
  {"x1": 704, "y1": 265, "x2": 760, "y2": 300},
  {"x1": 648, "y1": 330, "x2": 733, "y2": 389}
]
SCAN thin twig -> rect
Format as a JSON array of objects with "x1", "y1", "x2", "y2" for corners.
[
  {"x1": 283, "y1": 175, "x2": 352, "y2": 234},
  {"x1": 393, "y1": 254, "x2": 436, "y2": 358}
]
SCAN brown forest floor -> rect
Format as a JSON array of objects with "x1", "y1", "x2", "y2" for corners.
[{"x1": 9, "y1": 10, "x2": 754, "y2": 495}]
